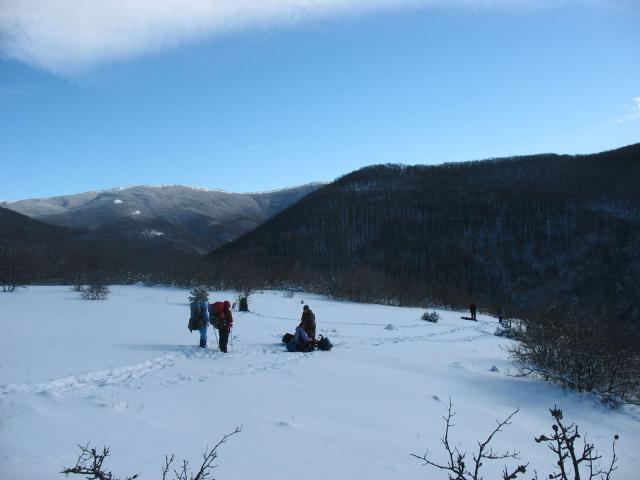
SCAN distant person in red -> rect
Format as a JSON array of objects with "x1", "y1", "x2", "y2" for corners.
[
  {"x1": 218, "y1": 300, "x2": 233, "y2": 353},
  {"x1": 470, "y1": 303, "x2": 477, "y2": 321}
]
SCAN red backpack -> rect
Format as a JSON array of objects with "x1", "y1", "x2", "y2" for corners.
[{"x1": 208, "y1": 302, "x2": 225, "y2": 329}]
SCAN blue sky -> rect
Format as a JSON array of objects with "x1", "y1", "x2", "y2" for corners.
[{"x1": 1, "y1": 1, "x2": 639, "y2": 200}]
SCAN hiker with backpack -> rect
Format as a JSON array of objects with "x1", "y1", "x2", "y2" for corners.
[
  {"x1": 301, "y1": 304, "x2": 316, "y2": 340},
  {"x1": 209, "y1": 300, "x2": 233, "y2": 353},
  {"x1": 188, "y1": 301, "x2": 210, "y2": 348}
]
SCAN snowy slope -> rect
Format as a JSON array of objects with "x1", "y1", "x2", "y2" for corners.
[{"x1": 0, "y1": 287, "x2": 638, "y2": 479}]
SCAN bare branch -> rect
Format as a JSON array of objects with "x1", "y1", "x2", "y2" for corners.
[
  {"x1": 61, "y1": 443, "x2": 139, "y2": 480},
  {"x1": 161, "y1": 454, "x2": 175, "y2": 480},
  {"x1": 470, "y1": 408, "x2": 520, "y2": 479},
  {"x1": 63, "y1": 427, "x2": 241, "y2": 480}
]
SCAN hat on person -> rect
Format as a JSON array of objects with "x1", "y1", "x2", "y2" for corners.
[{"x1": 303, "y1": 305, "x2": 309, "y2": 310}]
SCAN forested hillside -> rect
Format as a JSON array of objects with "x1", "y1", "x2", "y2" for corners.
[
  {"x1": 210, "y1": 144, "x2": 640, "y2": 321},
  {"x1": 0, "y1": 206, "x2": 199, "y2": 287}
]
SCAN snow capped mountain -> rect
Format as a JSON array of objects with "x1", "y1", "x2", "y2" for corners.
[{"x1": 1, "y1": 183, "x2": 323, "y2": 254}]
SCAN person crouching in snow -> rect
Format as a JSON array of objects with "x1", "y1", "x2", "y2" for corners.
[
  {"x1": 286, "y1": 322, "x2": 315, "y2": 352},
  {"x1": 218, "y1": 300, "x2": 233, "y2": 353}
]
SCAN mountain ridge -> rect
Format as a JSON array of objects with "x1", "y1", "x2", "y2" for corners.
[
  {"x1": 208, "y1": 143, "x2": 640, "y2": 320},
  {"x1": 2, "y1": 182, "x2": 324, "y2": 254}
]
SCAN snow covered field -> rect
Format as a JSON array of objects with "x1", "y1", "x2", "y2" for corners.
[{"x1": 1, "y1": 286, "x2": 638, "y2": 479}]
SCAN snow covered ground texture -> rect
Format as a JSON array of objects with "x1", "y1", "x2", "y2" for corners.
[{"x1": 1, "y1": 286, "x2": 638, "y2": 479}]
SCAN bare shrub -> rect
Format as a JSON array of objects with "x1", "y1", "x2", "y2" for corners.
[
  {"x1": 234, "y1": 286, "x2": 254, "y2": 312},
  {"x1": 412, "y1": 402, "x2": 619, "y2": 480},
  {"x1": 81, "y1": 283, "x2": 110, "y2": 300},
  {"x1": 62, "y1": 427, "x2": 241, "y2": 480},
  {"x1": 411, "y1": 400, "x2": 525, "y2": 480},
  {"x1": 508, "y1": 305, "x2": 640, "y2": 404},
  {"x1": 534, "y1": 407, "x2": 618, "y2": 480},
  {"x1": 421, "y1": 311, "x2": 440, "y2": 323}
]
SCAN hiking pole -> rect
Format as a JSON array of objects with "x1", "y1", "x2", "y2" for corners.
[{"x1": 213, "y1": 325, "x2": 219, "y2": 348}]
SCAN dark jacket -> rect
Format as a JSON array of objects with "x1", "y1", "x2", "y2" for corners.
[{"x1": 301, "y1": 309, "x2": 316, "y2": 339}]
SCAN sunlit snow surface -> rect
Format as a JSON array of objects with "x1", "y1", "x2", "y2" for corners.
[{"x1": 0, "y1": 287, "x2": 638, "y2": 479}]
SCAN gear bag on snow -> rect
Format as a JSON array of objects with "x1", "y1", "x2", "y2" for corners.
[
  {"x1": 317, "y1": 335, "x2": 333, "y2": 351},
  {"x1": 188, "y1": 302, "x2": 206, "y2": 332},
  {"x1": 209, "y1": 301, "x2": 225, "y2": 329},
  {"x1": 282, "y1": 332, "x2": 333, "y2": 352}
]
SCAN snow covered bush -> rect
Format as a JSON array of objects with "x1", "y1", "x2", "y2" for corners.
[
  {"x1": 81, "y1": 283, "x2": 110, "y2": 300},
  {"x1": 493, "y1": 323, "x2": 519, "y2": 339},
  {"x1": 188, "y1": 286, "x2": 209, "y2": 304},
  {"x1": 421, "y1": 311, "x2": 440, "y2": 323}
]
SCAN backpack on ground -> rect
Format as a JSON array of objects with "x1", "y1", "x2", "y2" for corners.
[
  {"x1": 188, "y1": 302, "x2": 204, "y2": 332},
  {"x1": 317, "y1": 335, "x2": 333, "y2": 351},
  {"x1": 282, "y1": 332, "x2": 294, "y2": 344},
  {"x1": 209, "y1": 301, "x2": 225, "y2": 329}
]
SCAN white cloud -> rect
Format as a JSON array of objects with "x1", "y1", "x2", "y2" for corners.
[
  {"x1": 0, "y1": 0, "x2": 569, "y2": 75},
  {"x1": 630, "y1": 97, "x2": 640, "y2": 120},
  {"x1": 617, "y1": 97, "x2": 640, "y2": 123}
]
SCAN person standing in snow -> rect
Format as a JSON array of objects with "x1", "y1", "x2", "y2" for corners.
[
  {"x1": 301, "y1": 304, "x2": 316, "y2": 340},
  {"x1": 469, "y1": 303, "x2": 477, "y2": 321},
  {"x1": 198, "y1": 301, "x2": 210, "y2": 348},
  {"x1": 218, "y1": 300, "x2": 233, "y2": 353}
]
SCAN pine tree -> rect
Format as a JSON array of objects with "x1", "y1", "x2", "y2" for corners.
[{"x1": 188, "y1": 286, "x2": 209, "y2": 304}]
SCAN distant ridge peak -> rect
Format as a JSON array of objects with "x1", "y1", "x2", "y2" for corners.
[
  {"x1": 111, "y1": 184, "x2": 232, "y2": 194},
  {"x1": 243, "y1": 181, "x2": 326, "y2": 196}
]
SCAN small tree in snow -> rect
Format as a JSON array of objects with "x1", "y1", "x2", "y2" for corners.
[
  {"x1": 220, "y1": 257, "x2": 260, "y2": 312},
  {"x1": 235, "y1": 285, "x2": 254, "y2": 312},
  {"x1": 188, "y1": 286, "x2": 209, "y2": 304}
]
